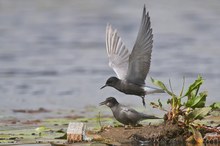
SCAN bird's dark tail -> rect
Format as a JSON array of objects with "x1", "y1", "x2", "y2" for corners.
[{"x1": 142, "y1": 114, "x2": 161, "y2": 119}]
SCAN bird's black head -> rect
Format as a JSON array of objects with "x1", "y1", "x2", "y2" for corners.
[
  {"x1": 100, "y1": 77, "x2": 120, "y2": 89},
  {"x1": 99, "y1": 97, "x2": 119, "y2": 108}
]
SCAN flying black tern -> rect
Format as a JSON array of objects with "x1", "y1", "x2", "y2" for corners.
[
  {"x1": 99, "y1": 97, "x2": 160, "y2": 126},
  {"x1": 101, "y1": 6, "x2": 165, "y2": 106}
]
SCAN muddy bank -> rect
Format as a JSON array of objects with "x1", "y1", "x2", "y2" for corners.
[{"x1": 99, "y1": 123, "x2": 187, "y2": 145}]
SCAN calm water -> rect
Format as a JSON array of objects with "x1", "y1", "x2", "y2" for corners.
[{"x1": 0, "y1": 0, "x2": 220, "y2": 119}]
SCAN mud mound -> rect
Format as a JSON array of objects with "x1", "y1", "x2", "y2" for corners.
[{"x1": 100, "y1": 123, "x2": 187, "y2": 145}]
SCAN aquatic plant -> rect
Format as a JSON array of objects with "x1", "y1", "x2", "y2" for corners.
[{"x1": 150, "y1": 75, "x2": 220, "y2": 143}]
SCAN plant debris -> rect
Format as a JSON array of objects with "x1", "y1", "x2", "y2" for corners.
[{"x1": 13, "y1": 108, "x2": 50, "y2": 113}]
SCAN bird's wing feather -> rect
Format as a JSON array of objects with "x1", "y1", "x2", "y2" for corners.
[
  {"x1": 120, "y1": 106, "x2": 140, "y2": 120},
  {"x1": 120, "y1": 106, "x2": 157, "y2": 121},
  {"x1": 125, "y1": 5, "x2": 153, "y2": 85},
  {"x1": 106, "y1": 24, "x2": 130, "y2": 80}
]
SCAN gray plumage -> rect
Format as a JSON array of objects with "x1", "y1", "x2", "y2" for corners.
[
  {"x1": 99, "y1": 97, "x2": 160, "y2": 126},
  {"x1": 101, "y1": 5, "x2": 164, "y2": 106}
]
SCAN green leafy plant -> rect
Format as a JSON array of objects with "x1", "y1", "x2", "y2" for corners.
[{"x1": 150, "y1": 75, "x2": 219, "y2": 143}]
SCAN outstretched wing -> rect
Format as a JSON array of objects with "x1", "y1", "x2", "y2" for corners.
[
  {"x1": 125, "y1": 5, "x2": 153, "y2": 85},
  {"x1": 106, "y1": 24, "x2": 130, "y2": 79}
]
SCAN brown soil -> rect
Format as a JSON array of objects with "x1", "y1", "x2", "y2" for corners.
[{"x1": 99, "y1": 123, "x2": 187, "y2": 145}]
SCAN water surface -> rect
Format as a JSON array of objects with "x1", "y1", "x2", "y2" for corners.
[{"x1": 0, "y1": 0, "x2": 219, "y2": 119}]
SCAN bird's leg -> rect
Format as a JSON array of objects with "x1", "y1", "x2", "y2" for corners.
[{"x1": 141, "y1": 96, "x2": 146, "y2": 108}]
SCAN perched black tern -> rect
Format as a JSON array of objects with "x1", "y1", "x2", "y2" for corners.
[
  {"x1": 99, "y1": 97, "x2": 160, "y2": 126},
  {"x1": 101, "y1": 6, "x2": 164, "y2": 106}
]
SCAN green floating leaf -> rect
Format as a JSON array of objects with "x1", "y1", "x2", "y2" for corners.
[
  {"x1": 55, "y1": 133, "x2": 67, "y2": 139},
  {"x1": 210, "y1": 102, "x2": 220, "y2": 110},
  {"x1": 151, "y1": 77, "x2": 174, "y2": 96},
  {"x1": 185, "y1": 91, "x2": 207, "y2": 109},
  {"x1": 184, "y1": 75, "x2": 203, "y2": 97},
  {"x1": 187, "y1": 107, "x2": 212, "y2": 120},
  {"x1": 35, "y1": 126, "x2": 50, "y2": 132}
]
